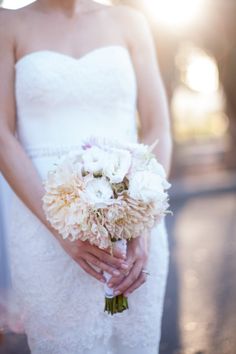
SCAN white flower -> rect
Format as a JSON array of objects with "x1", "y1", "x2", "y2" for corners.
[
  {"x1": 147, "y1": 159, "x2": 171, "y2": 190},
  {"x1": 126, "y1": 142, "x2": 149, "y2": 158},
  {"x1": 128, "y1": 171, "x2": 167, "y2": 203},
  {"x1": 126, "y1": 145, "x2": 152, "y2": 177},
  {"x1": 103, "y1": 148, "x2": 131, "y2": 183},
  {"x1": 47, "y1": 158, "x2": 81, "y2": 187},
  {"x1": 82, "y1": 146, "x2": 107, "y2": 175},
  {"x1": 43, "y1": 138, "x2": 172, "y2": 247},
  {"x1": 82, "y1": 177, "x2": 114, "y2": 208},
  {"x1": 147, "y1": 158, "x2": 165, "y2": 176}
]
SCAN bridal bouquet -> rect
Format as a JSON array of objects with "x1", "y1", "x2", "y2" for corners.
[{"x1": 42, "y1": 137, "x2": 171, "y2": 314}]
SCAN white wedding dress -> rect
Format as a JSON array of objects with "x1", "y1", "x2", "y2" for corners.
[{"x1": 8, "y1": 45, "x2": 169, "y2": 354}]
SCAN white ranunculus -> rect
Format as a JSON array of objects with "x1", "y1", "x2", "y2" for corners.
[
  {"x1": 128, "y1": 171, "x2": 167, "y2": 203},
  {"x1": 103, "y1": 148, "x2": 131, "y2": 183},
  {"x1": 82, "y1": 177, "x2": 114, "y2": 208},
  {"x1": 82, "y1": 146, "x2": 107, "y2": 175}
]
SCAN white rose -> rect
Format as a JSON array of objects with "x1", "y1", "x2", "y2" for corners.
[
  {"x1": 82, "y1": 177, "x2": 114, "y2": 208},
  {"x1": 82, "y1": 146, "x2": 107, "y2": 175},
  {"x1": 128, "y1": 171, "x2": 167, "y2": 203},
  {"x1": 103, "y1": 148, "x2": 131, "y2": 183}
]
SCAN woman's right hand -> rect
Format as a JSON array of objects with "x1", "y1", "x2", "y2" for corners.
[{"x1": 56, "y1": 235, "x2": 129, "y2": 283}]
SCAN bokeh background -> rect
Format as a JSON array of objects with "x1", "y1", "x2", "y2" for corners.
[{"x1": 0, "y1": 0, "x2": 236, "y2": 353}]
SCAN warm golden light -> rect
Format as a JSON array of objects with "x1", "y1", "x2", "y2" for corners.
[
  {"x1": 172, "y1": 44, "x2": 226, "y2": 142},
  {"x1": 176, "y1": 45, "x2": 219, "y2": 94},
  {"x1": 186, "y1": 55, "x2": 219, "y2": 94},
  {"x1": 144, "y1": 0, "x2": 205, "y2": 29}
]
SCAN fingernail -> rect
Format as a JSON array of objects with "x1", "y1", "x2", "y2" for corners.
[
  {"x1": 121, "y1": 263, "x2": 129, "y2": 270},
  {"x1": 113, "y1": 270, "x2": 120, "y2": 276},
  {"x1": 114, "y1": 290, "x2": 121, "y2": 295},
  {"x1": 108, "y1": 283, "x2": 113, "y2": 288}
]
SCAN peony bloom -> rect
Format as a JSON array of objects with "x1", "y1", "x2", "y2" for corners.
[{"x1": 128, "y1": 171, "x2": 167, "y2": 203}]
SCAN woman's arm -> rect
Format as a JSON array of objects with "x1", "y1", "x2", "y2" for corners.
[
  {"x1": 129, "y1": 10, "x2": 173, "y2": 176},
  {"x1": 0, "y1": 11, "x2": 126, "y2": 282},
  {"x1": 109, "y1": 7, "x2": 172, "y2": 296}
]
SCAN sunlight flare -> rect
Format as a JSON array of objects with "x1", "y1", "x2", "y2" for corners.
[{"x1": 144, "y1": 0, "x2": 205, "y2": 29}]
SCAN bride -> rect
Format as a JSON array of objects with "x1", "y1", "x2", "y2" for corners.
[{"x1": 0, "y1": 0, "x2": 172, "y2": 353}]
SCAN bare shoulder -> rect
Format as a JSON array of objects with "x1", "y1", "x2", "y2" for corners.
[
  {"x1": 0, "y1": 9, "x2": 18, "y2": 53},
  {"x1": 0, "y1": 8, "x2": 17, "y2": 34},
  {"x1": 110, "y1": 4, "x2": 146, "y2": 24},
  {"x1": 0, "y1": 3, "x2": 35, "y2": 43},
  {"x1": 0, "y1": 6, "x2": 27, "y2": 28},
  {"x1": 108, "y1": 5, "x2": 151, "y2": 47}
]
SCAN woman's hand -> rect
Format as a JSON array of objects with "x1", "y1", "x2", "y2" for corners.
[
  {"x1": 107, "y1": 234, "x2": 149, "y2": 297},
  {"x1": 56, "y1": 235, "x2": 129, "y2": 284}
]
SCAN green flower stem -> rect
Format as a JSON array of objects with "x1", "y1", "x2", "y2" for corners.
[{"x1": 104, "y1": 295, "x2": 129, "y2": 315}]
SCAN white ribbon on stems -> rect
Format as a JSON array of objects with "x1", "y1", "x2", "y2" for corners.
[{"x1": 103, "y1": 239, "x2": 127, "y2": 298}]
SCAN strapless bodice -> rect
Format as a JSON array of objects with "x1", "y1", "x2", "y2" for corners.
[{"x1": 15, "y1": 46, "x2": 138, "y2": 177}]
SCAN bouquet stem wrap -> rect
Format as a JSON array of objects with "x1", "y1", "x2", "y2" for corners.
[{"x1": 103, "y1": 239, "x2": 128, "y2": 315}]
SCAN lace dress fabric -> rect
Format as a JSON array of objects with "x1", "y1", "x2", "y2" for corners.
[{"x1": 8, "y1": 46, "x2": 169, "y2": 354}]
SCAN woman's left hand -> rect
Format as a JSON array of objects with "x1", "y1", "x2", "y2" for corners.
[{"x1": 107, "y1": 234, "x2": 149, "y2": 297}]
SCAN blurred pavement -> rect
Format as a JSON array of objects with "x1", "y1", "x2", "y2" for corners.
[{"x1": 160, "y1": 171, "x2": 236, "y2": 354}]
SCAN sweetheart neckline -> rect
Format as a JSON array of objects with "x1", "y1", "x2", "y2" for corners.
[{"x1": 14, "y1": 45, "x2": 130, "y2": 68}]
